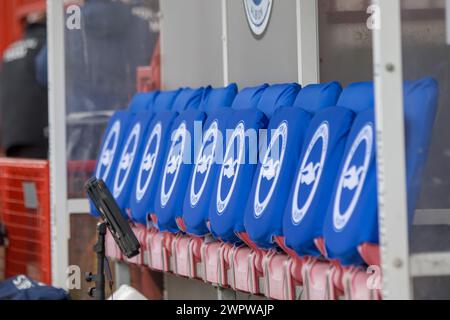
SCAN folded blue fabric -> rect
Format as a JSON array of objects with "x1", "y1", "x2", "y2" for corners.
[{"x1": 0, "y1": 275, "x2": 68, "y2": 300}]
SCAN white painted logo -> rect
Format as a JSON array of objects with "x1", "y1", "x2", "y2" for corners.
[
  {"x1": 96, "y1": 120, "x2": 120, "y2": 181},
  {"x1": 291, "y1": 122, "x2": 329, "y2": 225},
  {"x1": 160, "y1": 122, "x2": 187, "y2": 207},
  {"x1": 243, "y1": 0, "x2": 273, "y2": 36},
  {"x1": 216, "y1": 122, "x2": 245, "y2": 214},
  {"x1": 13, "y1": 275, "x2": 34, "y2": 290},
  {"x1": 135, "y1": 123, "x2": 162, "y2": 202},
  {"x1": 190, "y1": 121, "x2": 219, "y2": 207},
  {"x1": 113, "y1": 123, "x2": 141, "y2": 198},
  {"x1": 333, "y1": 123, "x2": 373, "y2": 231},
  {"x1": 254, "y1": 122, "x2": 287, "y2": 218}
]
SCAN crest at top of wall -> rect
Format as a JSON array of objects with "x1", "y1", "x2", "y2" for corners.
[{"x1": 243, "y1": 0, "x2": 273, "y2": 37}]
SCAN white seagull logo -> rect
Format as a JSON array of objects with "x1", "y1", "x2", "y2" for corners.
[
  {"x1": 342, "y1": 165, "x2": 364, "y2": 191},
  {"x1": 119, "y1": 152, "x2": 132, "y2": 171},
  {"x1": 101, "y1": 149, "x2": 113, "y2": 167},
  {"x1": 142, "y1": 153, "x2": 157, "y2": 172},
  {"x1": 261, "y1": 158, "x2": 280, "y2": 181},
  {"x1": 300, "y1": 162, "x2": 321, "y2": 186},
  {"x1": 223, "y1": 157, "x2": 239, "y2": 179},
  {"x1": 167, "y1": 140, "x2": 183, "y2": 175}
]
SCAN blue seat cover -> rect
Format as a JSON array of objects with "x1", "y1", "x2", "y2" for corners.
[
  {"x1": 181, "y1": 85, "x2": 239, "y2": 236},
  {"x1": 171, "y1": 88, "x2": 204, "y2": 113},
  {"x1": 283, "y1": 82, "x2": 374, "y2": 257},
  {"x1": 153, "y1": 89, "x2": 182, "y2": 113},
  {"x1": 129, "y1": 111, "x2": 179, "y2": 224},
  {"x1": 128, "y1": 91, "x2": 159, "y2": 114},
  {"x1": 244, "y1": 82, "x2": 342, "y2": 249},
  {"x1": 90, "y1": 110, "x2": 133, "y2": 217},
  {"x1": 323, "y1": 77, "x2": 438, "y2": 266},
  {"x1": 199, "y1": 84, "x2": 238, "y2": 113},
  {"x1": 153, "y1": 88, "x2": 206, "y2": 232},
  {"x1": 209, "y1": 84, "x2": 299, "y2": 244},
  {"x1": 126, "y1": 88, "x2": 203, "y2": 225},
  {"x1": 404, "y1": 77, "x2": 439, "y2": 217},
  {"x1": 111, "y1": 111, "x2": 154, "y2": 217}
]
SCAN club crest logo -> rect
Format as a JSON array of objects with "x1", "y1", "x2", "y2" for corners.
[
  {"x1": 96, "y1": 120, "x2": 121, "y2": 181},
  {"x1": 190, "y1": 121, "x2": 219, "y2": 207},
  {"x1": 333, "y1": 123, "x2": 373, "y2": 231},
  {"x1": 254, "y1": 121, "x2": 288, "y2": 218},
  {"x1": 216, "y1": 122, "x2": 245, "y2": 214},
  {"x1": 135, "y1": 122, "x2": 162, "y2": 202},
  {"x1": 113, "y1": 123, "x2": 141, "y2": 198},
  {"x1": 243, "y1": 0, "x2": 273, "y2": 36},
  {"x1": 160, "y1": 122, "x2": 187, "y2": 207},
  {"x1": 291, "y1": 122, "x2": 329, "y2": 225}
]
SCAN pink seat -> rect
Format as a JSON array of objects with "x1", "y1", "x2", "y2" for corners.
[
  {"x1": 105, "y1": 228, "x2": 123, "y2": 261},
  {"x1": 126, "y1": 224, "x2": 147, "y2": 265},
  {"x1": 302, "y1": 258, "x2": 343, "y2": 300},
  {"x1": 342, "y1": 266, "x2": 382, "y2": 300},
  {"x1": 229, "y1": 246, "x2": 263, "y2": 295},
  {"x1": 262, "y1": 251, "x2": 292, "y2": 300},
  {"x1": 146, "y1": 229, "x2": 173, "y2": 273},
  {"x1": 201, "y1": 241, "x2": 233, "y2": 287},
  {"x1": 172, "y1": 235, "x2": 203, "y2": 279}
]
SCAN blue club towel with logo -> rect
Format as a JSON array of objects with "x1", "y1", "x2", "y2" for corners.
[
  {"x1": 127, "y1": 88, "x2": 204, "y2": 224},
  {"x1": 90, "y1": 110, "x2": 133, "y2": 217},
  {"x1": 283, "y1": 82, "x2": 374, "y2": 257},
  {"x1": 181, "y1": 85, "x2": 239, "y2": 236},
  {"x1": 111, "y1": 111, "x2": 154, "y2": 217},
  {"x1": 128, "y1": 91, "x2": 159, "y2": 114},
  {"x1": 323, "y1": 77, "x2": 438, "y2": 266},
  {"x1": 208, "y1": 84, "x2": 300, "y2": 243},
  {"x1": 129, "y1": 111, "x2": 179, "y2": 225},
  {"x1": 244, "y1": 82, "x2": 343, "y2": 249}
]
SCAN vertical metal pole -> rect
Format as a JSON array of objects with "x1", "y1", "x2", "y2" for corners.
[
  {"x1": 296, "y1": 0, "x2": 320, "y2": 85},
  {"x1": 114, "y1": 261, "x2": 131, "y2": 289},
  {"x1": 446, "y1": 0, "x2": 450, "y2": 45},
  {"x1": 372, "y1": 0, "x2": 412, "y2": 300},
  {"x1": 47, "y1": 0, "x2": 69, "y2": 289},
  {"x1": 221, "y1": 0, "x2": 230, "y2": 86}
]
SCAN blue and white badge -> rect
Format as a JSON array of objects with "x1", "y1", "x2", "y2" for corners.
[
  {"x1": 96, "y1": 120, "x2": 121, "y2": 181},
  {"x1": 113, "y1": 123, "x2": 141, "y2": 198},
  {"x1": 190, "y1": 121, "x2": 219, "y2": 207},
  {"x1": 254, "y1": 121, "x2": 287, "y2": 218},
  {"x1": 243, "y1": 0, "x2": 273, "y2": 36},
  {"x1": 333, "y1": 123, "x2": 373, "y2": 231},
  {"x1": 291, "y1": 122, "x2": 329, "y2": 225},
  {"x1": 160, "y1": 122, "x2": 187, "y2": 208},
  {"x1": 217, "y1": 122, "x2": 245, "y2": 214},
  {"x1": 135, "y1": 122, "x2": 162, "y2": 202}
]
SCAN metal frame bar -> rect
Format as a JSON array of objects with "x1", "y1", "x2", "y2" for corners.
[
  {"x1": 372, "y1": 0, "x2": 412, "y2": 300},
  {"x1": 67, "y1": 199, "x2": 91, "y2": 215},
  {"x1": 221, "y1": 0, "x2": 230, "y2": 87},
  {"x1": 446, "y1": 0, "x2": 450, "y2": 44},
  {"x1": 47, "y1": 0, "x2": 69, "y2": 289},
  {"x1": 411, "y1": 253, "x2": 450, "y2": 277},
  {"x1": 296, "y1": 0, "x2": 320, "y2": 85},
  {"x1": 414, "y1": 209, "x2": 450, "y2": 226}
]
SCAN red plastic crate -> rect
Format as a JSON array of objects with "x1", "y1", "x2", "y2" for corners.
[{"x1": 0, "y1": 158, "x2": 51, "y2": 284}]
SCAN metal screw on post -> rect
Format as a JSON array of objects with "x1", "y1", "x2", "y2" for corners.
[
  {"x1": 386, "y1": 63, "x2": 395, "y2": 72},
  {"x1": 393, "y1": 258, "x2": 403, "y2": 269}
]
